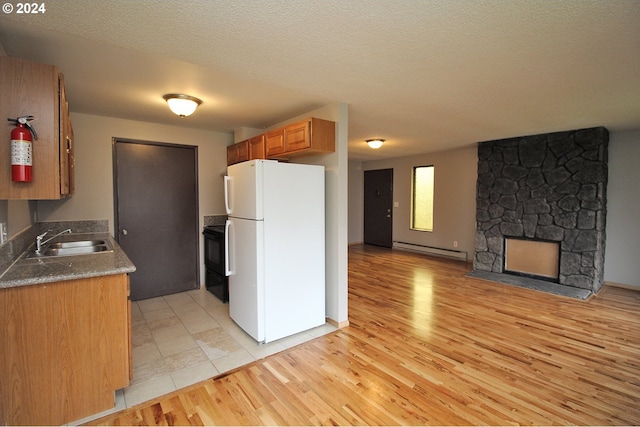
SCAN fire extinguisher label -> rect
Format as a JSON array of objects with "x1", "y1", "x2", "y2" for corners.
[{"x1": 11, "y1": 139, "x2": 32, "y2": 166}]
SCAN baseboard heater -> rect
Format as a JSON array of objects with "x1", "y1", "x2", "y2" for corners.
[{"x1": 394, "y1": 241, "x2": 468, "y2": 261}]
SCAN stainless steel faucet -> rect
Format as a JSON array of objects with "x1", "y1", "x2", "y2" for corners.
[{"x1": 36, "y1": 228, "x2": 72, "y2": 253}]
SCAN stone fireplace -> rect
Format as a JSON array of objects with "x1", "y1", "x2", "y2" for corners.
[{"x1": 472, "y1": 126, "x2": 608, "y2": 296}]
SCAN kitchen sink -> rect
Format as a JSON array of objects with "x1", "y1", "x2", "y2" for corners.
[
  {"x1": 26, "y1": 239, "x2": 113, "y2": 258},
  {"x1": 46, "y1": 240, "x2": 107, "y2": 249}
]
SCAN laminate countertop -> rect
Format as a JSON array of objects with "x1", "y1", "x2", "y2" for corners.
[{"x1": 0, "y1": 232, "x2": 136, "y2": 289}]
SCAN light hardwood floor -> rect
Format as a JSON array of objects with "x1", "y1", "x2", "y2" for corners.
[{"x1": 88, "y1": 244, "x2": 640, "y2": 425}]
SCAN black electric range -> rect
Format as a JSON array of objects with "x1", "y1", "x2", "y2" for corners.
[{"x1": 202, "y1": 225, "x2": 228, "y2": 302}]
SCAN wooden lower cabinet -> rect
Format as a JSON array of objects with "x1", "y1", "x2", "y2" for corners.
[{"x1": 0, "y1": 274, "x2": 131, "y2": 425}]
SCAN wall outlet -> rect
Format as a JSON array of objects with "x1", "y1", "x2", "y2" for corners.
[
  {"x1": 453, "y1": 240, "x2": 458, "y2": 248},
  {"x1": 0, "y1": 222, "x2": 7, "y2": 245}
]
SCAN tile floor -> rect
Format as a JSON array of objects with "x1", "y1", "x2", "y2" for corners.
[{"x1": 72, "y1": 287, "x2": 337, "y2": 425}]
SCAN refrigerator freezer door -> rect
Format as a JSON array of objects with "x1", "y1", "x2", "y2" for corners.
[
  {"x1": 226, "y1": 160, "x2": 272, "y2": 220},
  {"x1": 228, "y1": 217, "x2": 265, "y2": 342}
]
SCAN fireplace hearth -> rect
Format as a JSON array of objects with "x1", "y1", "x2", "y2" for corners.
[{"x1": 472, "y1": 127, "x2": 608, "y2": 297}]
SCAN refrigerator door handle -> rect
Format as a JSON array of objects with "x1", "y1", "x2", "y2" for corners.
[
  {"x1": 224, "y1": 219, "x2": 233, "y2": 276},
  {"x1": 224, "y1": 175, "x2": 231, "y2": 214}
]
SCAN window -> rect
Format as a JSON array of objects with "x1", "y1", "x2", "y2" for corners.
[{"x1": 411, "y1": 165, "x2": 434, "y2": 231}]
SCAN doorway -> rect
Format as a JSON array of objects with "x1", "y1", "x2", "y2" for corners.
[
  {"x1": 113, "y1": 138, "x2": 199, "y2": 301},
  {"x1": 364, "y1": 168, "x2": 393, "y2": 247}
]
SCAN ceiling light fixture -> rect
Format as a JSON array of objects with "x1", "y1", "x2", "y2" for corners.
[
  {"x1": 366, "y1": 139, "x2": 385, "y2": 149},
  {"x1": 163, "y1": 93, "x2": 202, "y2": 117}
]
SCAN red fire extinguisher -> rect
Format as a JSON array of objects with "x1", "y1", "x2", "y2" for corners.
[{"x1": 7, "y1": 115, "x2": 37, "y2": 182}]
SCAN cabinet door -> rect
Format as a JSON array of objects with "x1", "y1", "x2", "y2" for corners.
[
  {"x1": 236, "y1": 140, "x2": 249, "y2": 162},
  {"x1": 265, "y1": 128, "x2": 285, "y2": 157},
  {"x1": 227, "y1": 144, "x2": 238, "y2": 165},
  {"x1": 248, "y1": 134, "x2": 265, "y2": 160},
  {"x1": 227, "y1": 140, "x2": 249, "y2": 165},
  {"x1": 284, "y1": 120, "x2": 311, "y2": 152},
  {"x1": 0, "y1": 275, "x2": 130, "y2": 425},
  {"x1": 0, "y1": 57, "x2": 62, "y2": 199},
  {"x1": 58, "y1": 73, "x2": 74, "y2": 196},
  {"x1": 263, "y1": 117, "x2": 335, "y2": 160}
]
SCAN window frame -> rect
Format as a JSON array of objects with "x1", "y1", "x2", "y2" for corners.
[{"x1": 410, "y1": 164, "x2": 434, "y2": 232}]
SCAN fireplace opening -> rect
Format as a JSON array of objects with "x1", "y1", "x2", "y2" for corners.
[{"x1": 504, "y1": 238, "x2": 560, "y2": 282}]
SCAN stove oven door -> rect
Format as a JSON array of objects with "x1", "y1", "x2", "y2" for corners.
[{"x1": 203, "y1": 228, "x2": 228, "y2": 302}]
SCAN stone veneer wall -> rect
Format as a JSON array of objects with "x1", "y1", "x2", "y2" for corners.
[{"x1": 474, "y1": 127, "x2": 608, "y2": 293}]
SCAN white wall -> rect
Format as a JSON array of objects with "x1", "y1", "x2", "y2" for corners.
[
  {"x1": 7, "y1": 200, "x2": 34, "y2": 237},
  {"x1": 36, "y1": 112, "x2": 233, "y2": 284},
  {"x1": 0, "y1": 199, "x2": 34, "y2": 241},
  {"x1": 604, "y1": 129, "x2": 640, "y2": 287},
  {"x1": 358, "y1": 144, "x2": 478, "y2": 259},
  {"x1": 348, "y1": 160, "x2": 364, "y2": 244}
]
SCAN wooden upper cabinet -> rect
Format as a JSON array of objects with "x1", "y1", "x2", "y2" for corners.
[
  {"x1": 266, "y1": 117, "x2": 335, "y2": 160},
  {"x1": 0, "y1": 56, "x2": 74, "y2": 200},
  {"x1": 227, "y1": 140, "x2": 248, "y2": 165},
  {"x1": 227, "y1": 117, "x2": 335, "y2": 166},
  {"x1": 284, "y1": 120, "x2": 311, "y2": 152},
  {"x1": 227, "y1": 135, "x2": 265, "y2": 166},
  {"x1": 276, "y1": 117, "x2": 335, "y2": 159},
  {"x1": 265, "y1": 128, "x2": 285, "y2": 158},
  {"x1": 226, "y1": 143, "x2": 236, "y2": 165},
  {"x1": 248, "y1": 134, "x2": 265, "y2": 160}
]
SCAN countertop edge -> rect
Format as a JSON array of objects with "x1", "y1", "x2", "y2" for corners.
[
  {"x1": 0, "y1": 232, "x2": 136, "y2": 289},
  {"x1": 0, "y1": 266, "x2": 137, "y2": 289}
]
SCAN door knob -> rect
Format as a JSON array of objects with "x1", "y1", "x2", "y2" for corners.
[{"x1": 121, "y1": 228, "x2": 128, "y2": 236}]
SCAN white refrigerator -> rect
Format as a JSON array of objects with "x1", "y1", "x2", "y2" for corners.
[{"x1": 224, "y1": 159, "x2": 326, "y2": 343}]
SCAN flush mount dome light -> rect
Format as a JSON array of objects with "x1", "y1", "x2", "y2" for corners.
[
  {"x1": 163, "y1": 94, "x2": 202, "y2": 117},
  {"x1": 366, "y1": 139, "x2": 385, "y2": 149}
]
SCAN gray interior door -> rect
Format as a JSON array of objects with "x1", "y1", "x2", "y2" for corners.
[
  {"x1": 114, "y1": 139, "x2": 199, "y2": 301},
  {"x1": 364, "y1": 168, "x2": 393, "y2": 247}
]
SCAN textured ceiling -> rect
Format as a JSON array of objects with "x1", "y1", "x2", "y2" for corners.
[{"x1": 1, "y1": 0, "x2": 639, "y2": 160}]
